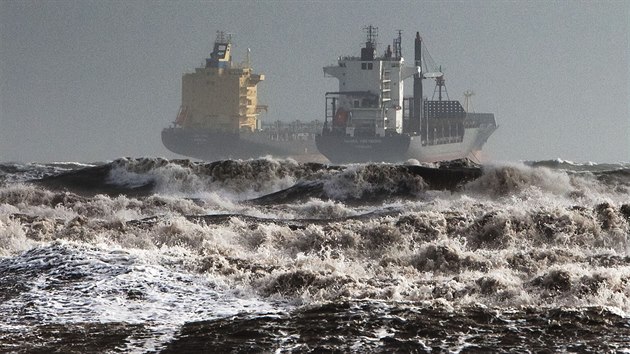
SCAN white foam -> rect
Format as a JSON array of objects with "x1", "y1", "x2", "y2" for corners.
[
  {"x1": 3, "y1": 158, "x2": 630, "y2": 340},
  {"x1": 0, "y1": 217, "x2": 35, "y2": 256}
]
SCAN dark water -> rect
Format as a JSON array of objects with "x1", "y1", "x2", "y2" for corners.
[{"x1": 1, "y1": 157, "x2": 630, "y2": 352}]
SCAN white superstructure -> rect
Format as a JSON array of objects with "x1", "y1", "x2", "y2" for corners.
[
  {"x1": 323, "y1": 27, "x2": 418, "y2": 137},
  {"x1": 316, "y1": 25, "x2": 497, "y2": 164}
]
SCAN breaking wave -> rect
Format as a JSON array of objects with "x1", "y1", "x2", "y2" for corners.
[{"x1": 2, "y1": 156, "x2": 630, "y2": 351}]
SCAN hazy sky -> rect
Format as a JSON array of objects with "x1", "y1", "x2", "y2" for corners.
[{"x1": 1, "y1": 0, "x2": 628, "y2": 163}]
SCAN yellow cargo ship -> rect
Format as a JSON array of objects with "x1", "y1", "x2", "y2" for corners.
[{"x1": 162, "y1": 31, "x2": 322, "y2": 161}]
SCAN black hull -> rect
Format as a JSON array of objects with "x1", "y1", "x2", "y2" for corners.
[
  {"x1": 316, "y1": 112, "x2": 497, "y2": 164},
  {"x1": 315, "y1": 134, "x2": 411, "y2": 164},
  {"x1": 162, "y1": 128, "x2": 289, "y2": 161}
]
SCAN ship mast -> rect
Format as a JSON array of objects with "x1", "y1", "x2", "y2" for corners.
[
  {"x1": 463, "y1": 90, "x2": 475, "y2": 112},
  {"x1": 361, "y1": 25, "x2": 377, "y2": 61},
  {"x1": 432, "y1": 71, "x2": 449, "y2": 101},
  {"x1": 414, "y1": 32, "x2": 423, "y2": 136},
  {"x1": 393, "y1": 30, "x2": 402, "y2": 59}
]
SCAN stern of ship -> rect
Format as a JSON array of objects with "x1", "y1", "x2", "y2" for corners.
[{"x1": 316, "y1": 133, "x2": 410, "y2": 164}]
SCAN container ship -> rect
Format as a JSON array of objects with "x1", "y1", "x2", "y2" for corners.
[
  {"x1": 161, "y1": 32, "x2": 323, "y2": 161},
  {"x1": 316, "y1": 26, "x2": 497, "y2": 163}
]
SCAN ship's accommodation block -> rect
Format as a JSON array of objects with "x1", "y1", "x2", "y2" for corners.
[
  {"x1": 323, "y1": 30, "x2": 417, "y2": 137},
  {"x1": 179, "y1": 33, "x2": 264, "y2": 134}
]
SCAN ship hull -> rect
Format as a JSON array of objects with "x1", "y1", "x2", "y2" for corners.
[
  {"x1": 316, "y1": 114, "x2": 497, "y2": 164},
  {"x1": 316, "y1": 134, "x2": 411, "y2": 164},
  {"x1": 406, "y1": 126, "x2": 496, "y2": 162},
  {"x1": 162, "y1": 128, "x2": 320, "y2": 161}
]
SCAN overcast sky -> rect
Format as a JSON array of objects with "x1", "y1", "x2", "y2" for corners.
[{"x1": 1, "y1": 0, "x2": 628, "y2": 163}]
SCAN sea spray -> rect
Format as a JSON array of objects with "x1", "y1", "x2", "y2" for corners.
[{"x1": 2, "y1": 157, "x2": 630, "y2": 351}]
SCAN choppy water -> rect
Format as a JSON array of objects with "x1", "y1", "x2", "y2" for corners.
[{"x1": 2, "y1": 157, "x2": 630, "y2": 352}]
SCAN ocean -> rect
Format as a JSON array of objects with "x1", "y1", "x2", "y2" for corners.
[{"x1": 1, "y1": 157, "x2": 630, "y2": 352}]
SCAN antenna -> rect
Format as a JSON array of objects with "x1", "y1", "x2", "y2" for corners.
[
  {"x1": 216, "y1": 31, "x2": 226, "y2": 42},
  {"x1": 393, "y1": 30, "x2": 402, "y2": 59},
  {"x1": 363, "y1": 25, "x2": 378, "y2": 48},
  {"x1": 360, "y1": 25, "x2": 378, "y2": 60}
]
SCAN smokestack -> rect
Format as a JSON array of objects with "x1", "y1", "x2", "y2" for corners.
[{"x1": 413, "y1": 32, "x2": 423, "y2": 134}]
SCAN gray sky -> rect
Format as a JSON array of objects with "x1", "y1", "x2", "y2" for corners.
[{"x1": 1, "y1": 0, "x2": 628, "y2": 163}]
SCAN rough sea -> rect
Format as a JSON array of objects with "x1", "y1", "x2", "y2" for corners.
[{"x1": 2, "y1": 157, "x2": 630, "y2": 353}]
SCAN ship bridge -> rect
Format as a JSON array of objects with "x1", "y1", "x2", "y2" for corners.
[{"x1": 323, "y1": 26, "x2": 419, "y2": 137}]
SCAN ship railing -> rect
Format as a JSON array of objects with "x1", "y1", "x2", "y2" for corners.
[
  {"x1": 262, "y1": 131, "x2": 317, "y2": 142},
  {"x1": 463, "y1": 113, "x2": 495, "y2": 128},
  {"x1": 325, "y1": 56, "x2": 361, "y2": 67},
  {"x1": 259, "y1": 120, "x2": 323, "y2": 134}
]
